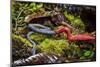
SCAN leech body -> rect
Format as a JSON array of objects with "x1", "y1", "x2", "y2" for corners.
[
  {"x1": 28, "y1": 24, "x2": 56, "y2": 35},
  {"x1": 56, "y1": 26, "x2": 96, "y2": 44},
  {"x1": 27, "y1": 31, "x2": 37, "y2": 55},
  {"x1": 27, "y1": 24, "x2": 56, "y2": 55}
]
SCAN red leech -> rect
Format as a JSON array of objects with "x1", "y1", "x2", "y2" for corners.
[{"x1": 55, "y1": 26, "x2": 96, "y2": 44}]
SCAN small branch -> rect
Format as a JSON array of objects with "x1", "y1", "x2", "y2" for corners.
[{"x1": 15, "y1": 8, "x2": 24, "y2": 31}]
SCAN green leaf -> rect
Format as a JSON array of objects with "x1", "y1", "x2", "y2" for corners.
[
  {"x1": 84, "y1": 51, "x2": 92, "y2": 57},
  {"x1": 36, "y1": 3, "x2": 43, "y2": 9},
  {"x1": 30, "y1": 3, "x2": 36, "y2": 7}
]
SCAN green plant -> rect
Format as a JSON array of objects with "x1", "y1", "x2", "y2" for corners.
[
  {"x1": 29, "y1": 3, "x2": 43, "y2": 12},
  {"x1": 84, "y1": 50, "x2": 94, "y2": 57},
  {"x1": 30, "y1": 33, "x2": 47, "y2": 43},
  {"x1": 64, "y1": 11, "x2": 85, "y2": 33},
  {"x1": 12, "y1": 34, "x2": 33, "y2": 48},
  {"x1": 36, "y1": 39, "x2": 69, "y2": 56}
]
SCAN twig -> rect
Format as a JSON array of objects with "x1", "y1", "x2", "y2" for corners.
[
  {"x1": 15, "y1": 8, "x2": 24, "y2": 31},
  {"x1": 14, "y1": 4, "x2": 28, "y2": 32}
]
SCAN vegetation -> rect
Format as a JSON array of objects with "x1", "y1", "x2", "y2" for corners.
[
  {"x1": 12, "y1": 1, "x2": 96, "y2": 64},
  {"x1": 12, "y1": 34, "x2": 33, "y2": 47}
]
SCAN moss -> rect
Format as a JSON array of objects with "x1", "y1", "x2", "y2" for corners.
[
  {"x1": 30, "y1": 33, "x2": 47, "y2": 43},
  {"x1": 36, "y1": 39, "x2": 69, "y2": 56},
  {"x1": 64, "y1": 11, "x2": 85, "y2": 33},
  {"x1": 12, "y1": 34, "x2": 33, "y2": 48},
  {"x1": 36, "y1": 38, "x2": 81, "y2": 58}
]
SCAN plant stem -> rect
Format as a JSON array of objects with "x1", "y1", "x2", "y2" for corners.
[{"x1": 15, "y1": 8, "x2": 24, "y2": 31}]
